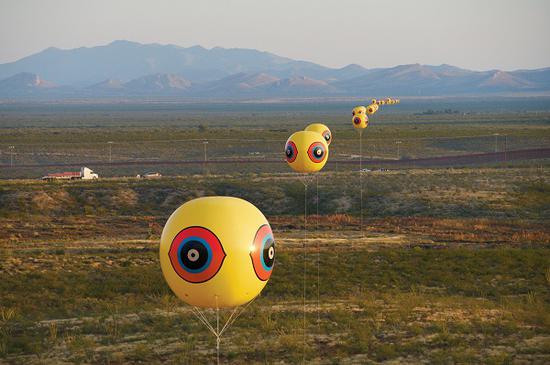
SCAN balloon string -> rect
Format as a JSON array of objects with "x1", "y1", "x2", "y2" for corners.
[
  {"x1": 298, "y1": 175, "x2": 314, "y2": 362},
  {"x1": 218, "y1": 297, "x2": 256, "y2": 337},
  {"x1": 316, "y1": 174, "x2": 320, "y2": 332},
  {"x1": 303, "y1": 178, "x2": 307, "y2": 364},
  {"x1": 190, "y1": 307, "x2": 217, "y2": 337},
  {"x1": 190, "y1": 297, "x2": 257, "y2": 364},
  {"x1": 216, "y1": 297, "x2": 220, "y2": 365},
  {"x1": 359, "y1": 130, "x2": 364, "y2": 239}
]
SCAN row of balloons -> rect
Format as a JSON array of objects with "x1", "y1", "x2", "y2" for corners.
[
  {"x1": 159, "y1": 122, "x2": 333, "y2": 310},
  {"x1": 160, "y1": 98, "x2": 400, "y2": 307},
  {"x1": 158, "y1": 98, "x2": 400, "y2": 359}
]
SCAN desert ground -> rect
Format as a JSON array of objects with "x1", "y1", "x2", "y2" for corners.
[{"x1": 1, "y1": 103, "x2": 549, "y2": 364}]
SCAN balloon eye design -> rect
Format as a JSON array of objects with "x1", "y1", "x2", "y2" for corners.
[
  {"x1": 352, "y1": 111, "x2": 355, "y2": 116},
  {"x1": 353, "y1": 117, "x2": 361, "y2": 125},
  {"x1": 322, "y1": 130, "x2": 331, "y2": 144},
  {"x1": 307, "y1": 142, "x2": 326, "y2": 163},
  {"x1": 168, "y1": 226, "x2": 226, "y2": 283},
  {"x1": 285, "y1": 141, "x2": 297, "y2": 163},
  {"x1": 250, "y1": 224, "x2": 275, "y2": 281}
]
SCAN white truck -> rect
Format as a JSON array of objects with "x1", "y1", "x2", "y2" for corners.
[{"x1": 42, "y1": 167, "x2": 99, "y2": 180}]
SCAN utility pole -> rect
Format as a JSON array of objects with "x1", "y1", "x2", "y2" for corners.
[
  {"x1": 504, "y1": 135, "x2": 507, "y2": 165},
  {"x1": 493, "y1": 133, "x2": 499, "y2": 164},
  {"x1": 203, "y1": 141, "x2": 209, "y2": 174},
  {"x1": 203, "y1": 140, "x2": 208, "y2": 162},
  {"x1": 8, "y1": 145, "x2": 15, "y2": 167},
  {"x1": 396, "y1": 141, "x2": 402, "y2": 160},
  {"x1": 107, "y1": 141, "x2": 113, "y2": 163}
]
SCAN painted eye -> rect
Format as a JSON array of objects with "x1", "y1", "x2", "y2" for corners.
[
  {"x1": 353, "y1": 117, "x2": 361, "y2": 125},
  {"x1": 307, "y1": 142, "x2": 326, "y2": 163},
  {"x1": 285, "y1": 141, "x2": 297, "y2": 163},
  {"x1": 168, "y1": 226, "x2": 226, "y2": 283},
  {"x1": 322, "y1": 130, "x2": 331, "y2": 144},
  {"x1": 352, "y1": 111, "x2": 355, "y2": 116},
  {"x1": 250, "y1": 224, "x2": 275, "y2": 281}
]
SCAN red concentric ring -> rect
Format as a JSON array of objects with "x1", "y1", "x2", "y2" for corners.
[
  {"x1": 168, "y1": 226, "x2": 226, "y2": 283},
  {"x1": 307, "y1": 142, "x2": 326, "y2": 163},
  {"x1": 249, "y1": 224, "x2": 275, "y2": 281},
  {"x1": 322, "y1": 130, "x2": 331, "y2": 145},
  {"x1": 285, "y1": 141, "x2": 298, "y2": 163}
]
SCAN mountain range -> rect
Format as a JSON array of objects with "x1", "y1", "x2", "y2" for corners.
[{"x1": 0, "y1": 40, "x2": 549, "y2": 99}]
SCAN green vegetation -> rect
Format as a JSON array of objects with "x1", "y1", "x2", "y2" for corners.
[
  {"x1": 0, "y1": 167, "x2": 549, "y2": 363},
  {"x1": 0, "y1": 105, "x2": 548, "y2": 363},
  {"x1": 1, "y1": 240, "x2": 548, "y2": 364},
  {"x1": 1, "y1": 168, "x2": 548, "y2": 223}
]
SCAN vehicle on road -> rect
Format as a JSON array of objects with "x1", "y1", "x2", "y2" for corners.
[{"x1": 42, "y1": 167, "x2": 99, "y2": 180}]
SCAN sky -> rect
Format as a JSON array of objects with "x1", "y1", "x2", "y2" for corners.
[{"x1": 0, "y1": 0, "x2": 549, "y2": 71}]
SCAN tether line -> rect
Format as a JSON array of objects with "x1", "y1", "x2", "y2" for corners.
[
  {"x1": 316, "y1": 174, "x2": 320, "y2": 331},
  {"x1": 359, "y1": 130, "x2": 364, "y2": 239},
  {"x1": 189, "y1": 296, "x2": 257, "y2": 365},
  {"x1": 299, "y1": 175, "x2": 311, "y2": 364}
]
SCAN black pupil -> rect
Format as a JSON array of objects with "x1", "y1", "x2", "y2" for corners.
[
  {"x1": 325, "y1": 134, "x2": 330, "y2": 141},
  {"x1": 180, "y1": 240, "x2": 208, "y2": 270},
  {"x1": 286, "y1": 146, "x2": 293, "y2": 157},
  {"x1": 314, "y1": 147, "x2": 323, "y2": 158},
  {"x1": 263, "y1": 238, "x2": 275, "y2": 268}
]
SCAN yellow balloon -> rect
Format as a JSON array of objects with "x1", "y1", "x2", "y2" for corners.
[
  {"x1": 285, "y1": 130, "x2": 328, "y2": 173},
  {"x1": 371, "y1": 98, "x2": 377, "y2": 105},
  {"x1": 160, "y1": 196, "x2": 274, "y2": 308},
  {"x1": 352, "y1": 106, "x2": 369, "y2": 129},
  {"x1": 366, "y1": 103, "x2": 379, "y2": 115},
  {"x1": 304, "y1": 122, "x2": 332, "y2": 145}
]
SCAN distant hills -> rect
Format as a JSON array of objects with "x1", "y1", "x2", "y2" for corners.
[{"x1": 0, "y1": 40, "x2": 549, "y2": 99}]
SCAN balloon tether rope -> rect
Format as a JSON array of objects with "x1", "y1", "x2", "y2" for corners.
[
  {"x1": 359, "y1": 129, "x2": 364, "y2": 240},
  {"x1": 299, "y1": 174, "x2": 313, "y2": 364},
  {"x1": 316, "y1": 174, "x2": 320, "y2": 332},
  {"x1": 189, "y1": 296, "x2": 257, "y2": 364}
]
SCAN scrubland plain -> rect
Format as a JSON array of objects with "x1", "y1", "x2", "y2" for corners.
[{"x1": 1, "y1": 105, "x2": 549, "y2": 364}]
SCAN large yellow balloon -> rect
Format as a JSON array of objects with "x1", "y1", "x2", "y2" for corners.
[
  {"x1": 285, "y1": 130, "x2": 328, "y2": 173},
  {"x1": 352, "y1": 106, "x2": 369, "y2": 129},
  {"x1": 160, "y1": 197, "x2": 275, "y2": 308},
  {"x1": 304, "y1": 122, "x2": 332, "y2": 145},
  {"x1": 366, "y1": 103, "x2": 379, "y2": 115}
]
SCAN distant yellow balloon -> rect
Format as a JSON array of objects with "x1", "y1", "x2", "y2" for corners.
[
  {"x1": 371, "y1": 98, "x2": 377, "y2": 105},
  {"x1": 366, "y1": 103, "x2": 379, "y2": 115},
  {"x1": 285, "y1": 130, "x2": 328, "y2": 173},
  {"x1": 304, "y1": 122, "x2": 332, "y2": 145},
  {"x1": 352, "y1": 106, "x2": 369, "y2": 129},
  {"x1": 160, "y1": 196, "x2": 274, "y2": 308}
]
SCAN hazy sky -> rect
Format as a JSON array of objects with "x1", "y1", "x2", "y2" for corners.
[{"x1": 1, "y1": 0, "x2": 549, "y2": 70}]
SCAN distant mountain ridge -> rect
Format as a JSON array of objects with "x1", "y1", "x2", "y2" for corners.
[{"x1": 0, "y1": 40, "x2": 549, "y2": 99}]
